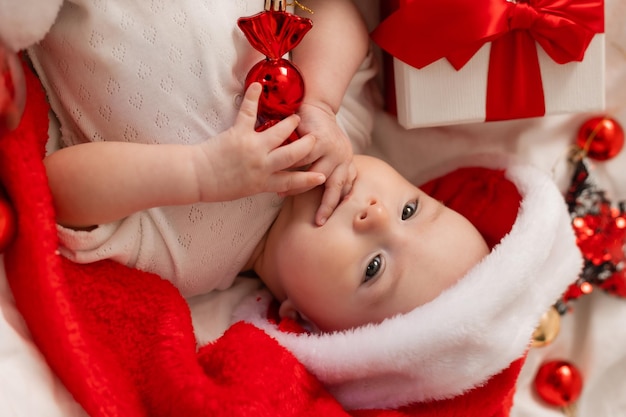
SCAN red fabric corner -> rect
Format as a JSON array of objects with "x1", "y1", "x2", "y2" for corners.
[{"x1": 353, "y1": 359, "x2": 524, "y2": 417}]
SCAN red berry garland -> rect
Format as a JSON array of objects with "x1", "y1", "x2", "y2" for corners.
[
  {"x1": 559, "y1": 116, "x2": 626, "y2": 310},
  {"x1": 534, "y1": 116, "x2": 626, "y2": 416}
]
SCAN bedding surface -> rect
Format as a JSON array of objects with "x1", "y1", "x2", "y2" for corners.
[{"x1": 2, "y1": 0, "x2": 626, "y2": 415}]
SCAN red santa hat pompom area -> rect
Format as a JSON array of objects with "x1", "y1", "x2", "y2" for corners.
[{"x1": 2, "y1": 63, "x2": 582, "y2": 417}]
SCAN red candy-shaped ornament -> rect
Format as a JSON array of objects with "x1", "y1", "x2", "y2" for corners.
[
  {"x1": 245, "y1": 58, "x2": 305, "y2": 120},
  {"x1": 238, "y1": 0, "x2": 312, "y2": 143}
]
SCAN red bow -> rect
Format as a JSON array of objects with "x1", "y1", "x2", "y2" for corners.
[{"x1": 371, "y1": 0, "x2": 604, "y2": 121}]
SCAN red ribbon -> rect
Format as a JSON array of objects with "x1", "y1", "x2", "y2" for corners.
[{"x1": 371, "y1": 0, "x2": 604, "y2": 121}]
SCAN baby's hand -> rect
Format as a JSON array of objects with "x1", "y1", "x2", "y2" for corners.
[
  {"x1": 294, "y1": 102, "x2": 356, "y2": 226},
  {"x1": 194, "y1": 83, "x2": 325, "y2": 202}
]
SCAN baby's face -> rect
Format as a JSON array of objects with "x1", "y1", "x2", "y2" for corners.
[{"x1": 262, "y1": 155, "x2": 489, "y2": 332}]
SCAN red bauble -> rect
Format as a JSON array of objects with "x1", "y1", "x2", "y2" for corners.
[
  {"x1": 1, "y1": 42, "x2": 26, "y2": 136},
  {"x1": 0, "y1": 193, "x2": 17, "y2": 252},
  {"x1": 534, "y1": 360, "x2": 583, "y2": 407},
  {"x1": 576, "y1": 116, "x2": 625, "y2": 161},
  {"x1": 245, "y1": 58, "x2": 305, "y2": 120}
]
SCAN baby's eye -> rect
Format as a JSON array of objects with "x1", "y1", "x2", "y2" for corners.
[
  {"x1": 364, "y1": 255, "x2": 382, "y2": 283},
  {"x1": 402, "y1": 199, "x2": 418, "y2": 220}
]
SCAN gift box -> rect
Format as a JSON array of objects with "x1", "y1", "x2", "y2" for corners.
[{"x1": 371, "y1": 0, "x2": 605, "y2": 129}]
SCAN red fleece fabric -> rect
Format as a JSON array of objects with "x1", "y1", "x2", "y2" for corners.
[
  {"x1": 1, "y1": 61, "x2": 524, "y2": 417},
  {"x1": 420, "y1": 166, "x2": 522, "y2": 250}
]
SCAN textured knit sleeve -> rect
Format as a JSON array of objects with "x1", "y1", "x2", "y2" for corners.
[
  {"x1": 57, "y1": 196, "x2": 281, "y2": 298},
  {"x1": 57, "y1": 211, "x2": 171, "y2": 280},
  {"x1": 336, "y1": 49, "x2": 378, "y2": 154}
]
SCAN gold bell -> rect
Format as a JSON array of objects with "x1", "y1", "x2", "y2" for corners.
[{"x1": 531, "y1": 306, "x2": 561, "y2": 348}]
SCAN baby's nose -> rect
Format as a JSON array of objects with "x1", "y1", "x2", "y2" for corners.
[{"x1": 354, "y1": 199, "x2": 389, "y2": 232}]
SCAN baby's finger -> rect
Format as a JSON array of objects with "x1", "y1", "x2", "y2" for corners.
[
  {"x1": 315, "y1": 171, "x2": 348, "y2": 226},
  {"x1": 267, "y1": 133, "x2": 316, "y2": 172},
  {"x1": 277, "y1": 181, "x2": 326, "y2": 197},
  {"x1": 292, "y1": 146, "x2": 323, "y2": 169},
  {"x1": 315, "y1": 184, "x2": 342, "y2": 227},
  {"x1": 314, "y1": 163, "x2": 356, "y2": 226},
  {"x1": 234, "y1": 83, "x2": 262, "y2": 128},
  {"x1": 261, "y1": 114, "x2": 301, "y2": 149},
  {"x1": 268, "y1": 171, "x2": 325, "y2": 195}
]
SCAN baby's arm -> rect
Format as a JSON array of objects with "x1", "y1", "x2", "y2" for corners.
[
  {"x1": 45, "y1": 83, "x2": 324, "y2": 228},
  {"x1": 292, "y1": 0, "x2": 370, "y2": 225}
]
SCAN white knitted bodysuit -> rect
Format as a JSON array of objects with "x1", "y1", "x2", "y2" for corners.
[{"x1": 28, "y1": 0, "x2": 375, "y2": 297}]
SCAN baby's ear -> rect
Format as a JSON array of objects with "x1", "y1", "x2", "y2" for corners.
[{"x1": 278, "y1": 299, "x2": 318, "y2": 332}]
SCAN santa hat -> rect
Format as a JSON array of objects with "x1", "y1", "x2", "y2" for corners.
[
  {"x1": 1, "y1": 59, "x2": 581, "y2": 417},
  {"x1": 234, "y1": 153, "x2": 583, "y2": 410}
]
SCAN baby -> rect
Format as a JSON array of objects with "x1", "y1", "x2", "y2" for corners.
[{"x1": 46, "y1": 83, "x2": 489, "y2": 333}]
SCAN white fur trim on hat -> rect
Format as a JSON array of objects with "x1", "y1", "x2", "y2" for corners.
[
  {"x1": 0, "y1": 0, "x2": 62, "y2": 51},
  {"x1": 233, "y1": 153, "x2": 583, "y2": 410}
]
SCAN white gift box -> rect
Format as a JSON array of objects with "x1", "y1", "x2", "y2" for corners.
[{"x1": 393, "y1": 34, "x2": 606, "y2": 129}]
